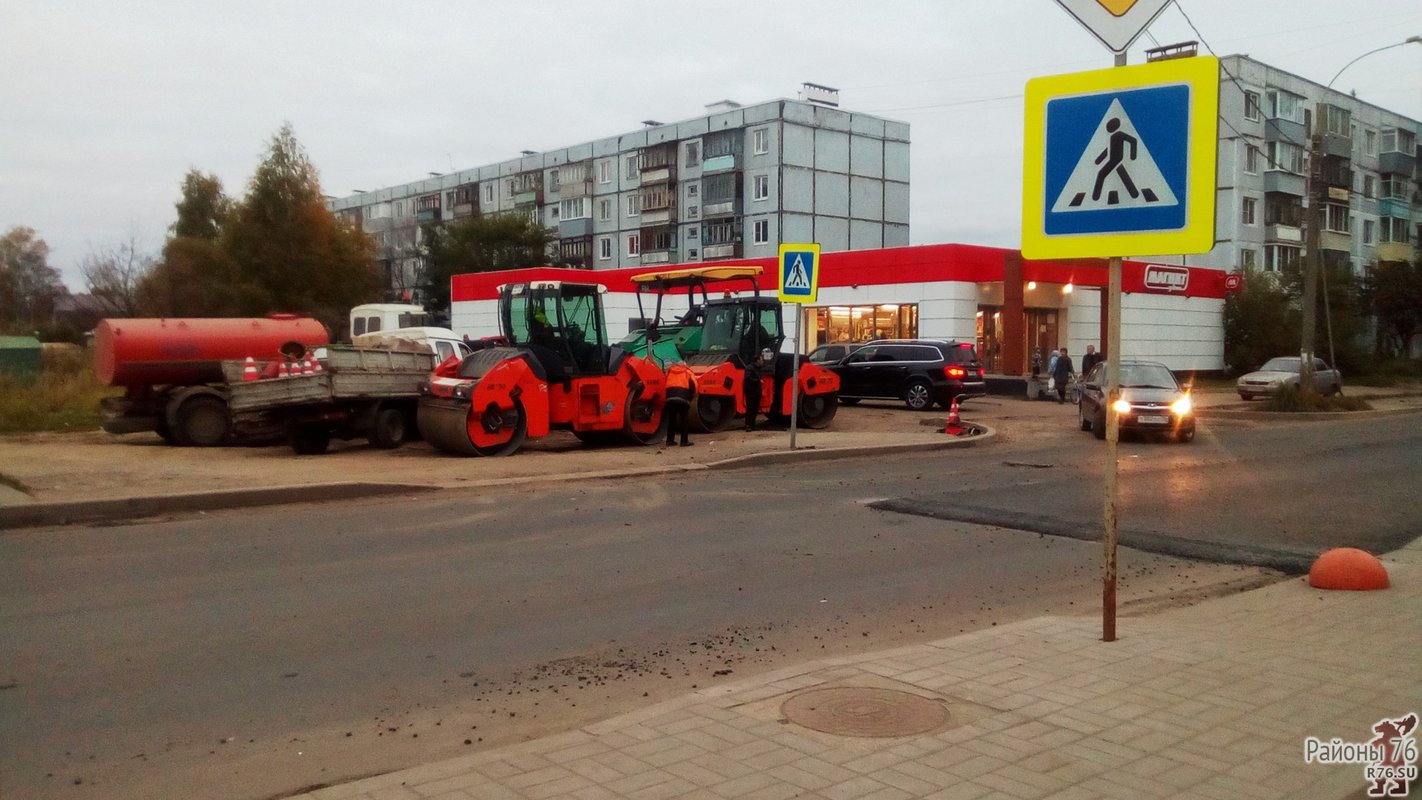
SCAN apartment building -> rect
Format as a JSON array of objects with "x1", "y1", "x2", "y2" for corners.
[
  {"x1": 1209, "y1": 54, "x2": 1420, "y2": 277},
  {"x1": 327, "y1": 85, "x2": 910, "y2": 300}
]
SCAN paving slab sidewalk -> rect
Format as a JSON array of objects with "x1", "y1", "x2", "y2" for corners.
[{"x1": 291, "y1": 540, "x2": 1421, "y2": 800}]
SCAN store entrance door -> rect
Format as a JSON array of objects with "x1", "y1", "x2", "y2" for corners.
[{"x1": 1025, "y1": 309, "x2": 1058, "y2": 371}]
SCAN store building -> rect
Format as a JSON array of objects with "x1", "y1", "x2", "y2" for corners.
[{"x1": 449, "y1": 243, "x2": 1230, "y2": 374}]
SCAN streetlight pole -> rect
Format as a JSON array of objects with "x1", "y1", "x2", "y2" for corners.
[{"x1": 1301, "y1": 36, "x2": 1422, "y2": 391}]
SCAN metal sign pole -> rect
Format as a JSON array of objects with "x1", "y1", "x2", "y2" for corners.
[
  {"x1": 1102, "y1": 49, "x2": 1127, "y2": 644},
  {"x1": 789, "y1": 328, "x2": 801, "y2": 450}
]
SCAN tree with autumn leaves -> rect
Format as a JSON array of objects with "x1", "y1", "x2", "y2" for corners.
[{"x1": 138, "y1": 123, "x2": 381, "y2": 333}]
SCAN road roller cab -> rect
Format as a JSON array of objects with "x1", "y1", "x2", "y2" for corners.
[
  {"x1": 622, "y1": 266, "x2": 840, "y2": 432},
  {"x1": 419, "y1": 281, "x2": 667, "y2": 456}
]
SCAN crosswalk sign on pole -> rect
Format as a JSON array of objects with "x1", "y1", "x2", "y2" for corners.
[
  {"x1": 1022, "y1": 55, "x2": 1219, "y2": 259},
  {"x1": 777, "y1": 243, "x2": 820, "y2": 304}
]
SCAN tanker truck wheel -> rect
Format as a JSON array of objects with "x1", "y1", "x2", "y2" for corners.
[
  {"x1": 174, "y1": 396, "x2": 231, "y2": 447},
  {"x1": 367, "y1": 406, "x2": 409, "y2": 449}
]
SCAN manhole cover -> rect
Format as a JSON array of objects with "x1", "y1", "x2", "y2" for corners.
[{"x1": 780, "y1": 687, "x2": 950, "y2": 738}]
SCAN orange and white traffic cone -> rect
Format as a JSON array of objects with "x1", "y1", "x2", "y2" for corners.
[
  {"x1": 278, "y1": 360, "x2": 290, "y2": 379},
  {"x1": 301, "y1": 356, "x2": 314, "y2": 375},
  {"x1": 944, "y1": 397, "x2": 964, "y2": 435},
  {"x1": 310, "y1": 354, "x2": 323, "y2": 374},
  {"x1": 242, "y1": 356, "x2": 259, "y2": 381}
]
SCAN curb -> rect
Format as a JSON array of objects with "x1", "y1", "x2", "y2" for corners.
[{"x1": 0, "y1": 427, "x2": 994, "y2": 531}]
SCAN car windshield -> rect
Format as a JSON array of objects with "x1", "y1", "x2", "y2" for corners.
[
  {"x1": 1260, "y1": 357, "x2": 1301, "y2": 372},
  {"x1": 1118, "y1": 364, "x2": 1178, "y2": 389}
]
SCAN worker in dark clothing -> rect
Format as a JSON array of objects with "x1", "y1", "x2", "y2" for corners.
[
  {"x1": 664, "y1": 361, "x2": 696, "y2": 447},
  {"x1": 743, "y1": 349, "x2": 769, "y2": 431}
]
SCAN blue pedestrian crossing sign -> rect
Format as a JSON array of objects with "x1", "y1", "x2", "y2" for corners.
[
  {"x1": 777, "y1": 243, "x2": 820, "y2": 304},
  {"x1": 1022, "y1": 55, "x2": 1219, "y2": 259}
]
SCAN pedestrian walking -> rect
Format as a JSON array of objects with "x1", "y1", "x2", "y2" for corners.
[
  {"x1": 664, "y1": 361, "x2": 696, "y2": 447},
  {"x1": 1052, "y1": 346, "x2": 1075, "y2": 404}
]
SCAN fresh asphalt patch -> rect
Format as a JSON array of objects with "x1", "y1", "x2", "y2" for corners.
[{"x1": 869, "y1": 498, "x2": 1321, "y2": 574}]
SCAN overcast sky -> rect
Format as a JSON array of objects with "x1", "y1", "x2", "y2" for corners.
[{"x1": 4, "y1": 0, "x2": 1420, "y2": 289}]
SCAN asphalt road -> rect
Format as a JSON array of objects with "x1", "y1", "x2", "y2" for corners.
[{"x1": 1, "y1": 406, "x2": 1417, "y2": 800}]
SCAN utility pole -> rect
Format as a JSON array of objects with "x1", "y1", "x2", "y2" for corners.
[{"x1": 1300, "y1": 127, "x2": 1322, "y2": 393}]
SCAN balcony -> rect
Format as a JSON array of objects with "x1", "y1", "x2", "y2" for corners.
[
  {"x1": 640, "y1": 166, "x2": 674, "y2": 185},
  {"x1": 1264, "y1": 171, "x2": 1305, "y2": 196},
  {"x1": 702, "y1": 198, "x2": 742, "y2": 218},
  {"x1": 558, "y1": 217, "x2": 593, "y2": 239},
  {"x1": 702, "y1": 242, "x2": 742, "y2": 260},
  {"x1": 451, "y1": 202, "x2": 476, "y2": 219},
  {"x1": 415, "y1": 209, "x2": 441, "y2": 224},
  {"x1": 702, "y1": 154, "x2": 738, "y2": 174},
  {"x1": 1378, "y1": 149, "x2": 1417, "y2": 175},
  {"x1": 1320, "y1": 132, "x2": 1353, "y2": 159},
  {"x1": 639, "y1": 250, "x2": 673, "y2": 265},
  {"x1": 1266, "y1": 224, "x2": 1303, "y2": 243},
  {"x1": 1380, "y1": 197, "x2": 1413, "y2": 218},
  {"x1": 1319, "y1": 230, "x2": 1352, "y2": 252},
  {"x1": 513, "y1": 189, "x2": 542, "y2": 206},
  {"x1": 1264, "y1": 118, "x2": 1305, "y2": 144},
  {"x1": 1377, "y1": 241, "x2": 1414, "y2": 263}
]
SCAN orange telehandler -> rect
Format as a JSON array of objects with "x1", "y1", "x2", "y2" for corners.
[{"x1": 417, "y1": 280, "x2": 667, "y2": 456}]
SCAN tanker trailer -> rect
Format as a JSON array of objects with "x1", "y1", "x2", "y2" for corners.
[{"x1": 95, "y1": 315, "x2": 329, "y2": 446}]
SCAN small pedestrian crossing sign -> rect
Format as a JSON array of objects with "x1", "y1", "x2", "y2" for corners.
[
  {"x1": 778, "y1": 243, "x2": 820, "y2": 304},
  {"x1": 1022, "y1": 55, "x2": 1218, "y2": 259}
]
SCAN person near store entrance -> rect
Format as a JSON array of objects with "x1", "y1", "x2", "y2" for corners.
[
  {"x1": 743, "y1": 349, "x2": 769, "y2": 431},
  {"x1": 664, "y1": 361, "x2": 696, "y2": 447},
  {"x1": 1081, "y1": 344, "x2": 1101, "y2": 375},
  {"x1": 1052, "y1": 346, "x2": 1076, "y2": 404}
]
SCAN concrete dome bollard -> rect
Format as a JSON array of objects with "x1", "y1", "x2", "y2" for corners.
[{"x1": 1307, "y1": 547, "x2": 1390, "y2": 591}]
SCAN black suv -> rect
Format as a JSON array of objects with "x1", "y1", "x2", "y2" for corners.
[{"x1": 829, "y1": 339, "x2": 986, "y2": 410}]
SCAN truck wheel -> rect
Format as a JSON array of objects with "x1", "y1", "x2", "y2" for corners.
[
  {"x1": 175, "y1": 396, "x2": 230, "y2": 447},
  {"x1": 289, "y1": 426, "x2": 331, "y2": 455},
  {"x1": 368, "y1": 407, "x2": 409, "y2": 449}
]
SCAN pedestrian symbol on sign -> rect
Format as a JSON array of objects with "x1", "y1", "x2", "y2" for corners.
[
  {"x1": 1053, "y1": 98, "x2": 1177, "y2": 213},
  {"x1": 785, "y1": 254, "x2": 810, "y2": 290}
]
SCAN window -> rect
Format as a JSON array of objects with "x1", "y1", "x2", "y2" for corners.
[
  {"x1": 687, "y1": 183, "x2": 699, "y2": 198},
  {"x1": 598, "y1": 237, "x2": 612, "y2": 260},
  {"x1": 1381, "y1": 217, "x2": 1411, "y2": 244},
  {"x1": 1363, "y1": 174, "x2": 1376, "y2": 198},
  {"x1": 1363, "y1": 219, "x2": 1376, "y2": 245},
  {"x1": 1265, "y1": 141, "x2": 1305, "y2": 174},
  {"x1": 1380, "y1": 129, "x2": 1415, "y2": 153},
  {"x1": 548, "y1": 169, "x2": 560, "y2": 191},
  {"x1": 753, "y1": 174, "x2": 769, "y2": 201},
  {"x1": 598, "y1": 198, "x2": 612, "y2": 222},
  {"x1": 752, "y1": 218, "x2": 769, "y2": 245},
  {"x1": 1264, "y1": 245, "x2": 1300, "y2": 272},
  {"x1": 627, "y1": 194, "x2": 640, "y2": 217},
  {"x1": 1240, "y1": 248, "x2": 1257, "y2": 270},
  {"x1": 1381, "y1": 174, "x2": 1410, "y2": 200},
  {"x1": 1320, "y1": 104, "x2": 1350, "y2": 138},
  {"x1": 626, "y1": 235, "x2": 640, "y2": 256},
  {"x1": 1244, "y1": 91, "x2": 1261, "y2": 121},
  {"x1": 687, "y1": 227, "x2": 698, "y2": 240},
  {"x1": 1364, "y1": 129, "x2": 1377, "y2": 156},
  {"x1": 752, "y1": 128, "x2": 769, "y2": 155},
  {"x1": 1266, "y1": 89, "x2": 1304, "y2": 123},
  {"x1": 1243, "y1": 144, "x2": 1259, "y2": 175},
  {"x1": 625, "y1": 155, "x2": 639, "y2": 180},
  {"x1": 598, "y1": 160, "x2": 612, "y2": 184},
  {"x1": 559, "y1": 197, "x2": 588, "y2": 220},
  {"x1": 484, "y1": 184, "x2": 495, "y2": 203},
  {"x1": 1241, "y1": 197, "x2": 1257, "y2": 226},
  {"x1": 1324, "y1": 203, "x2": 1350, "y2": 233},
  {"x1": 685, "y1": 141, "x2": 700, "y2": 167}
]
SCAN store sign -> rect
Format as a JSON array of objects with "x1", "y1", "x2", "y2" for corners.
[{"x1": 1143, "y1": 264, "x2": 1189, "y2": 292}]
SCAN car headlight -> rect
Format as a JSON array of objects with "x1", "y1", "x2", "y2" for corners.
[
  {"x1": 1171, "y1": 395, "x2": 1193, "y2": 415},
  {"x1": 1112, "y1": 399, "x2": 1132, "y2": 414}
]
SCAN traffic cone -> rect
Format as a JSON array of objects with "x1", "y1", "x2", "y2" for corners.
[
  {"x1": 241, "y1": 356, "x2": 259, "y2": 382},
  {"x1": 310, "y1": 354, "x2": 323, "y2": 374},
  {"x1": 944, "y1": 397, "x2": 964, "y2": 435},
  {"x1": 301, "y1": 356, "x2": 314, "y2": 375},
  {"x1": 278, "y1": 360, "x2": 290, "y2": 379}
]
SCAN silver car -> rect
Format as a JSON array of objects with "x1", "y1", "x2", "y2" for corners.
[{"x1": 1236, "y1": 356, "x2": 1342, "y2": 400}]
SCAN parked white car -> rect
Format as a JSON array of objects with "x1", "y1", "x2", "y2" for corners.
[{"x1": 1236, "y1": 356, "x2": 1342, "y2": 400}]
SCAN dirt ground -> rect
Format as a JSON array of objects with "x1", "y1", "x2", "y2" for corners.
[{"x1": 2, "y1": 386, "x2": 1418, "y2": 506}]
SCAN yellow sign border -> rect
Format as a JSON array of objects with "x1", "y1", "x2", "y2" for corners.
[
  {"x1": 1022, "y1": 55, "x2": 1219, "y2": 260},
  {"x1": 777, "y1": 243, "x2": 821, "y2": 304}
]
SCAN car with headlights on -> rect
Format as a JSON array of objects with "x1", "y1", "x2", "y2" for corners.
[
  {"x1": 1236, "y1": 356, "x2": 1342, "y2": 400},
  {"x1": 1078, "y1": 360, "x2": 1195, "y2": 443}
]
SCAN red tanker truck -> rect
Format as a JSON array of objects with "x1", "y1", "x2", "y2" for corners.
[{"x1": 96, "y1": 315, "x2": 330, "y2": 446}]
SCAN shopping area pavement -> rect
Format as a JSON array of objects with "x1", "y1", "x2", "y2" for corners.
[{"x1": 292, "y1": 539, "x2": 1420, "y2": 800}]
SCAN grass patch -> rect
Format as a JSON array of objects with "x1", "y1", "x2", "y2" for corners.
[
  {"x1": 0, "y1": 350, "x2": 119, "y2": 434},
  {"x1": 1262, "y1": 384, "x2": 1372, "y2": 413}
]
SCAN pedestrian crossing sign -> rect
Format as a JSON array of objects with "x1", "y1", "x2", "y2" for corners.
[
  {"x1": 1022, "y1": 55, "x2": 1218, "y2": 259},
  {"x1": 778, "y1": 243, "x2": 820, "y2": 304}
]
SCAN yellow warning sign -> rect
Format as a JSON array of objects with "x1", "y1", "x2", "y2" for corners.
[{"x1": 1096, "y1": 0, "x2": 1137, "y2": 16}]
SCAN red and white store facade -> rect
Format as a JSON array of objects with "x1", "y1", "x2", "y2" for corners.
[{"x1": 450, "y1": 243, "x2": 1231, "y2": 375}]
